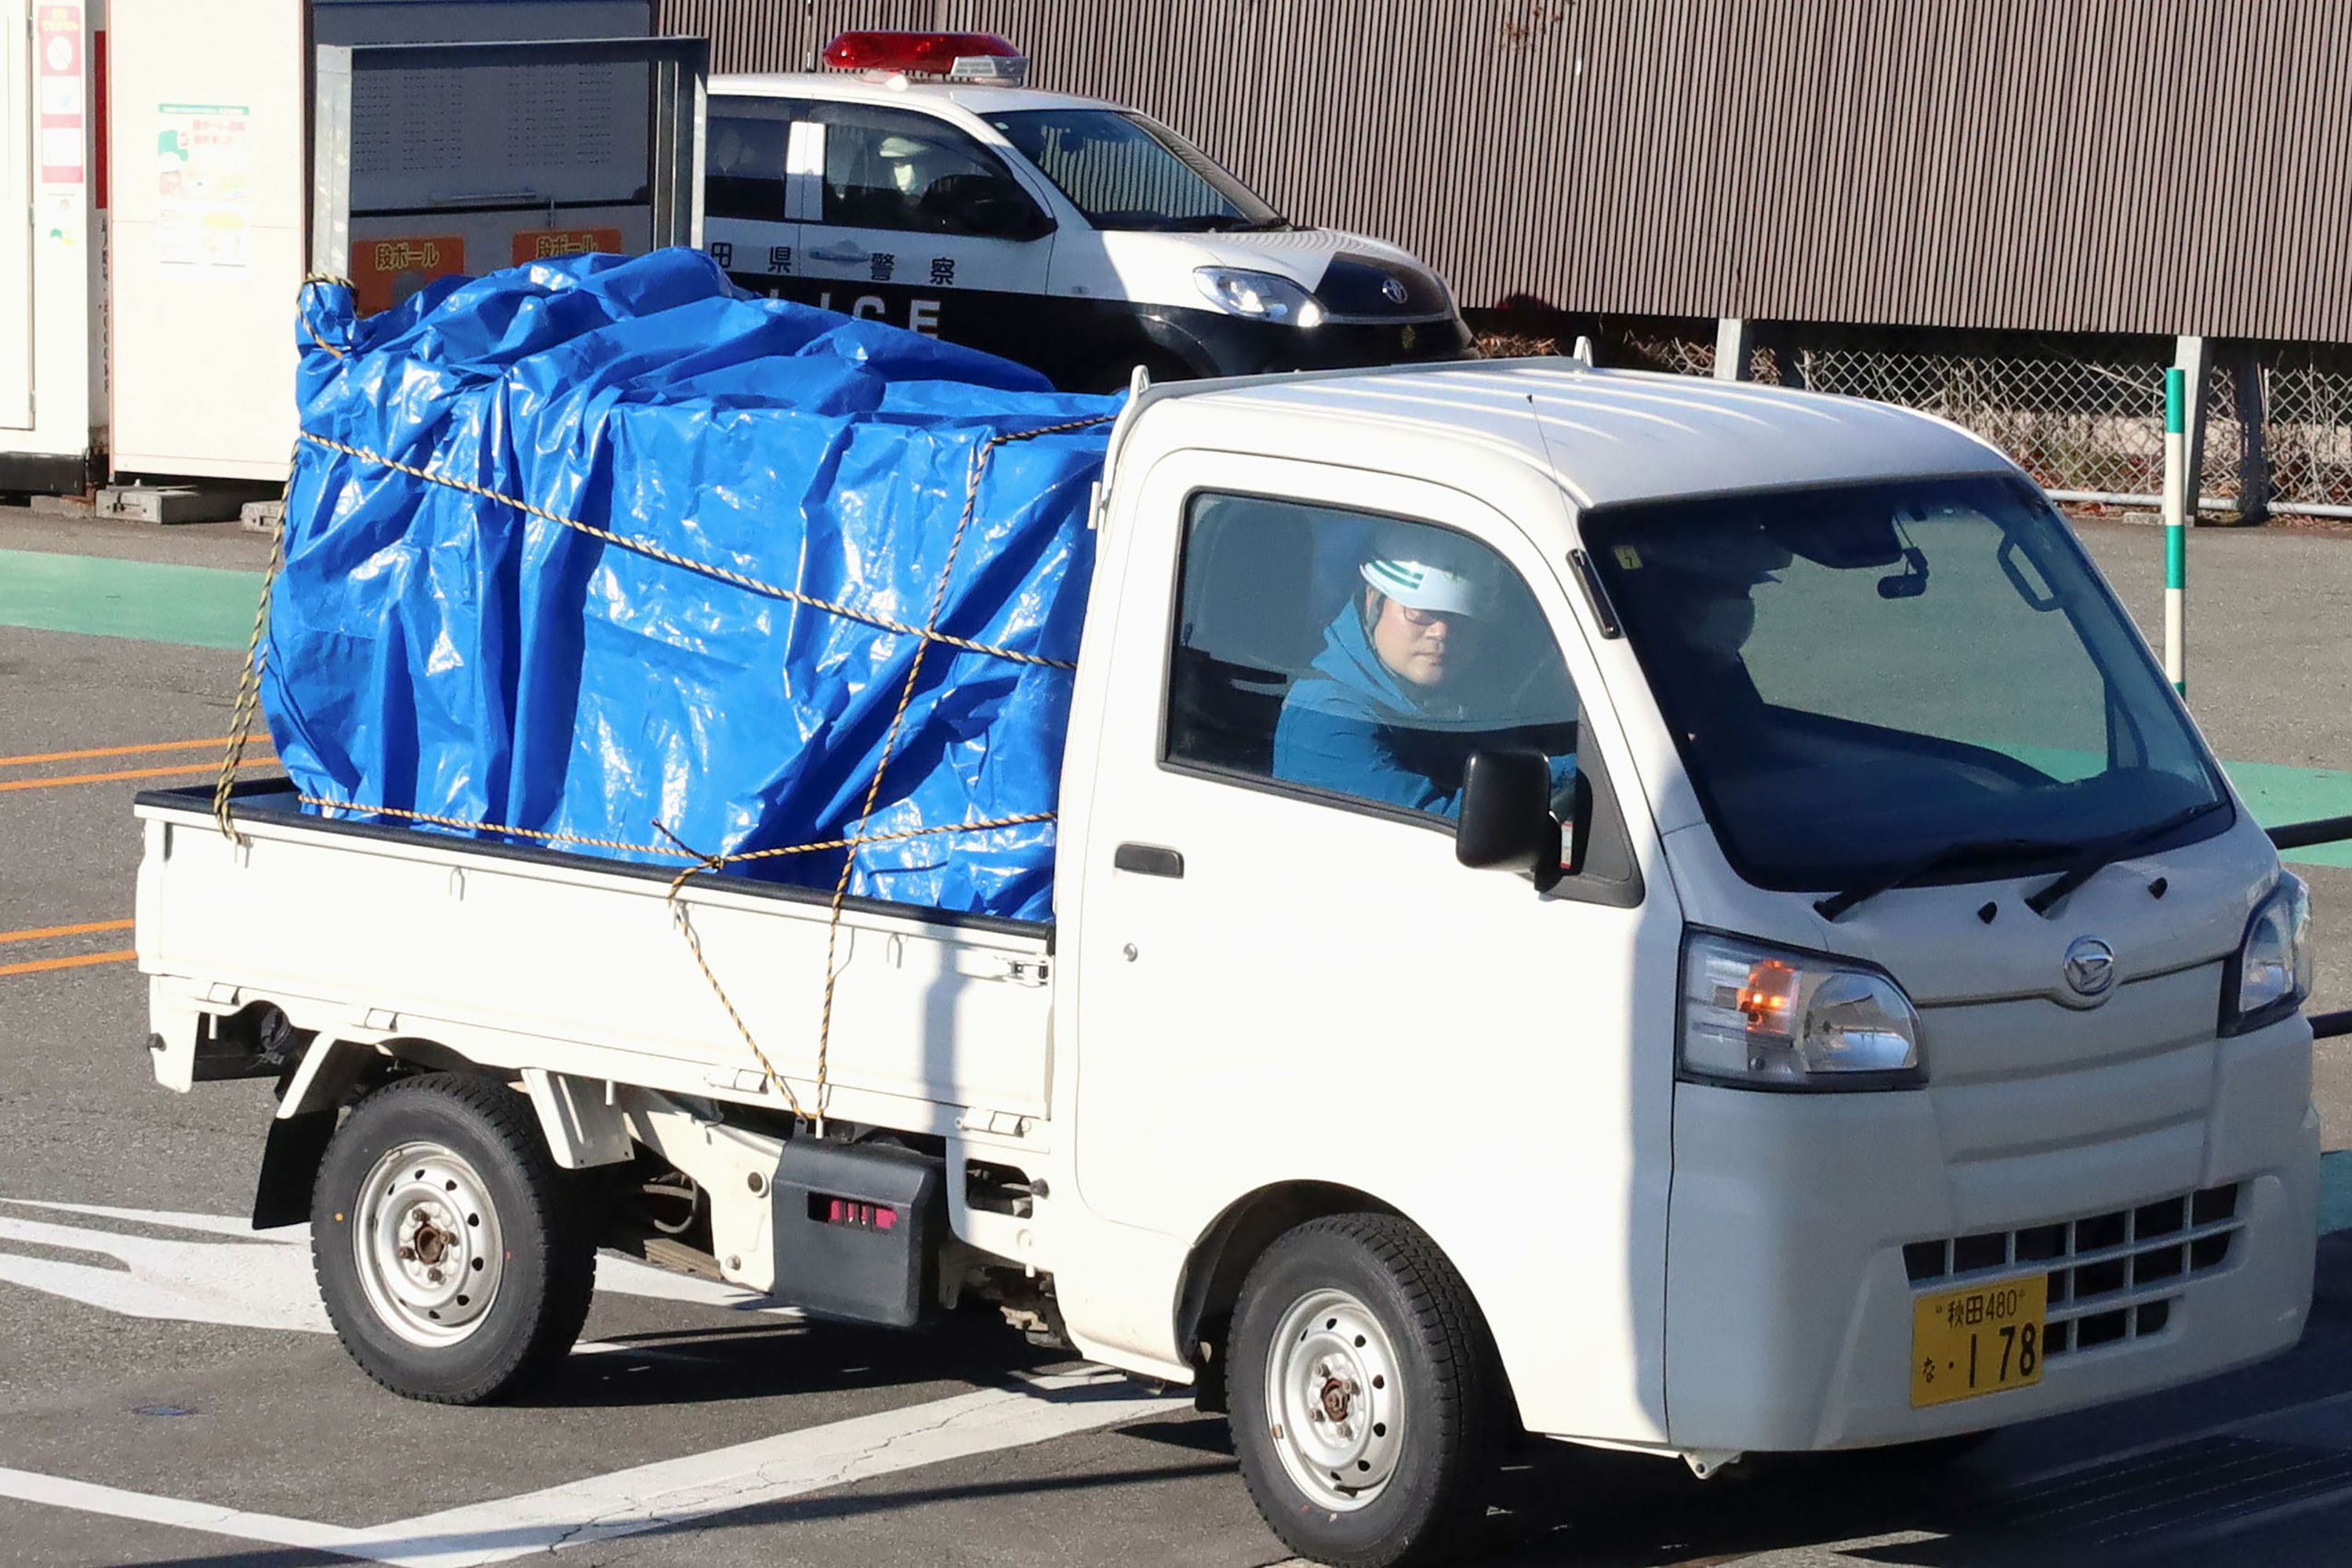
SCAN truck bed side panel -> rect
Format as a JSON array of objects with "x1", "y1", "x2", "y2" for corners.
[{"x1": 136, "y1": 790, "x2": 1053, "y2": 1120}]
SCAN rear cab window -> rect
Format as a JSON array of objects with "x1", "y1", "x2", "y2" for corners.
[{"x1": 707, "y1": 103, "x2": 800, "y2": 222}]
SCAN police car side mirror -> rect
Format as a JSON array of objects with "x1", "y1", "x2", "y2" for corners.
[
  {"x1": 956, "y1": 183, "x2": 1054, "y2": 241},
  {"x1": 1457, "y1": 750, "x2": 1564, "y2": 893}
]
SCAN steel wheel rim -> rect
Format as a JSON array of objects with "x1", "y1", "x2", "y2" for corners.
[
  {"x1": 353, "y1": 1140, "x2": 505, "y2": 1347},
  {"x1": 1263, "y1": 1286, "x2": 1405, "y2": 1512}
]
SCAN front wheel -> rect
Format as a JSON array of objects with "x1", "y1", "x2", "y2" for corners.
[
  {"x1": 311, "y1": 1073, "x2": 596, "y2": 1404},
  {"x1": 1229, "y1": 1214, "x2": 1499, "y2": 1568}
]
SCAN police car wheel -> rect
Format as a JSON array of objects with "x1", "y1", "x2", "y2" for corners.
[
  {"x1": 311, "y1": 1072, "x2": 597, "y2": 1405},
  {"x1": 1229, "y1": 1214, "x2": 1499, "y2": 1568}
]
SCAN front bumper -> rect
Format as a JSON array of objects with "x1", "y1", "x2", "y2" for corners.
[
  {"x1": 1156, "y1": 307, "x2": 1476, "y2": 378},
  {"x1": 1659, "y1": 1015, "x2": 2318, "y2": 1452}
]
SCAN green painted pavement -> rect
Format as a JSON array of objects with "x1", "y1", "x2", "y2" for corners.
[
  {"x1": 0, "y1": 548, "x2": 263, "y2": 652},
  {"x1": 2324, "y1": 1151, "x2": 2352, "y2": 1236},
  {"x1": 2225, "y1": 760, "x2": 2352, "y2": 869}
]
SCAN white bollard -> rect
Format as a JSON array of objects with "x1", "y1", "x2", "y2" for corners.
[{"x1": 2161, "y1": 367, "x2": 2187, "y2": 695}]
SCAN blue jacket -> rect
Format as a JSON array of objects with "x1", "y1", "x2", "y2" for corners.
[{"x1": 1272, "y1": 604, "x2": 1576, "y2": 818}]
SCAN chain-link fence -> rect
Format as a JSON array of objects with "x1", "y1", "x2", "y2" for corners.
[
  {"x1": 1548, "y1": 319, "x2": 2352, "y2": 520},
  {"x1": 2263, "y1": 354, "x2": 2352, "y2": 516}
]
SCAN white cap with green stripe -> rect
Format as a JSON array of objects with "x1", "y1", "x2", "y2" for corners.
[{"x1": 1359, "y1": 534, "x2": 1493, "y2": 618}]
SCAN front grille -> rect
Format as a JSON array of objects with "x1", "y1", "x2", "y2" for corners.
[
  {"x1": 1315, "y1": 255, "x2": 1454, "y2": 318},
  {"x1": 1904, "y1": 1184, "x2": 2242, "y2": 1359}
]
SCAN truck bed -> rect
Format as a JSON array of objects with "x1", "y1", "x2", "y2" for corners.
[{"x1": 134, "y1": 782, "x2": 1055, "y2": 1134}]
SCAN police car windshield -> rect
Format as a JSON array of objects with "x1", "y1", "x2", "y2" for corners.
[
  {"x1": 985, "y1": 110, "x2": 1287, "y2": 232},
  {"x1": 1581, "y1": 476, "x2": 2230, "y2": 895}
]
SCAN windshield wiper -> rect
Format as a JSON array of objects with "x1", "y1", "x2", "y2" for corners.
[
  {"x1": 2022, "y1": 800, "x2": 2227, "y2": 916},
  {"x1": 1815, "y1": 837, "x2": 2078, "y2": 923}
]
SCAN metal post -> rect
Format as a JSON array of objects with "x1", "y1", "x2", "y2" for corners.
[
  {"x1": 2162, "y1": 367, "x2": 2188, "y2": 695},
  {"x1": 2234, "y1": 348, "x2": 2270, "y2": 524},
  {"x1": 2174, "y1": 335, "x2": 2212, "y2": 511},
  {"x1": 1713, "y1": 318, "x2": 1752, "y2": 382}
]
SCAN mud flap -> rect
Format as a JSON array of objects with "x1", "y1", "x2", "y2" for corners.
[{"x1": 252, "y1": 1109, "x2": 337, "y2": 1229}]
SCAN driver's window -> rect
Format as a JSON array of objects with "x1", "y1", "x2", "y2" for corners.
[
  {"x1": 812, "y1": 104, "x2": 1033, "y2": 236},
  {"x1": 1166, "y1": 492, "x2": 1580, "y2": 824}
]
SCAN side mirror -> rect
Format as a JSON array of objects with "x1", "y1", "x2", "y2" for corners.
[
  {"x1": 956, "y1": 186, "x2": 1052, "y2": 241},
  {"x1": 1456, "y1": 750, "x2": 1564, "y2": 891}
]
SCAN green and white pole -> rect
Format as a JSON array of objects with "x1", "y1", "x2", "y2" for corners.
[{"x1": 2162, "y1": 367, "x2": 2188, "y2": 695}]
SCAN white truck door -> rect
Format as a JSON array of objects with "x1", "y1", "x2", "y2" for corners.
[
  {"x1": 793, "y1": 102, "x2": 1053, "y2": 352},
  {"x1": 1067, "y1": 450, "x2": 1677, "y2": 1442}
]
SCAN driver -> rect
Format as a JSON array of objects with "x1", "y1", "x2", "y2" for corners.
[{"x1": 1273, "y1": 532, "x2": 1574, "y2": 818}]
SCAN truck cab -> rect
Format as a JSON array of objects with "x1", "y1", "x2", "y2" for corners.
[
  {"x1": 1045, "y1": 358, "x2": 2317, "y2": 1553},
  {"x1": 702, "y1": 31, "x2": 1473, "y2": 391}
]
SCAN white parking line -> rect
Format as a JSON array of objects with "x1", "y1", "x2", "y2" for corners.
[
  {"x1": 0, "y1": 1466, "x2": 370, "y2": 1558},
  {"x1": 0, "y1": 1199, "x2": 800, "y2": 1336},
  {"x1": 0, "y1": 1373, "x2": 1178, "y2": 1566},
  {"x1": 0, "y1": 1200, "x2": 1179, "y2": 1561},
  {"x1": 346, "y1": 1373, "x2": 1174, "y2": 1567}
]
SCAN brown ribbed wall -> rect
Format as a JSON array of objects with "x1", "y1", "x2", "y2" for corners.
[{"x1": 653, "y1": 1, "x2": 2352, "y2": 343}]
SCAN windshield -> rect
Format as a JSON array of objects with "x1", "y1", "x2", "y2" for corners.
[
  {"x1": 984, "y1": 109, "x2": 1284, "y2": 231},
  {"x1": 1582, "y1": 476, "x2": 2231, "y2": 891}
]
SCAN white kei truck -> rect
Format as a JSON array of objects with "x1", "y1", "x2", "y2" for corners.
[{"x1": 136, "y1": 361, "x2": 2321, "y2": 1568}]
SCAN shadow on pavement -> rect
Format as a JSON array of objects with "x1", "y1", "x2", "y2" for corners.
[
  {"x1": 515, "y1": 1307, "x2": 1065, "y2": 1410},
  {"x1": 1457, "y1": 1234, "x2": 2352, "y2": 1566}
]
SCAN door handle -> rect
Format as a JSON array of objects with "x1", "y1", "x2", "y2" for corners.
[
  {"x1": 1113, "y1": 843, "x2": 1185, "y2": 879},
  {"x1": 808, "y1": 245, "x2": 868, "y2": 265}
]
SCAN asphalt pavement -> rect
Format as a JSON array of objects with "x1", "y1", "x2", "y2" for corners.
[{"x1": 1, "y1": 503, "x2": 2350, "y2": 1568}]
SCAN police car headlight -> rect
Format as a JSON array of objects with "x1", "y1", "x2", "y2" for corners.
[
  {"x1": 2221, "y1": 873, "x2": 2312, "y2": 1035},
  {"x1": 1679, "y1": 931, "x2": 1924, "y2": 1089},
  {"x1": 1193, "y1": 267, "x2": 1325, "y2": 328}
]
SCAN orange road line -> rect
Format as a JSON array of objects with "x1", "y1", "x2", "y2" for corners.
[
  {"x1": 0, "y1": 757, "x2": 274, "y2": 793},
  {"x1": 0, "y1": 736, "x2": 238, "y2": 768},
  {"x1": 0, "y1": 949, "x2": 137, "y2": 978},
  {"x1": 0, "y1": 920, "x2": 134, "y2": 945}
]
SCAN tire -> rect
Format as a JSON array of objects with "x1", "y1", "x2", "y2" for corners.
[
  {"x1": 1229, "y1": 1214, "x2": 1499, "y2": 1568},
  {"x1": 311, "y1": 1073, "x2": 597, "y2": 1404}
]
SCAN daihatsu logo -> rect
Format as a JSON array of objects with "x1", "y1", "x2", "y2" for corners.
[{"x1": 2063, "y1": 937, "x2": 2117, "y2": 999}]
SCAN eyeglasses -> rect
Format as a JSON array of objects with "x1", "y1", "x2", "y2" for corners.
[{"x1": 1397, "y1": 604, "x2": 1466, "y2": 628}]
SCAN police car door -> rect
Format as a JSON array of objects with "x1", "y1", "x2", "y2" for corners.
[
  {"x1": 797, "y1": 102, "x2": 1054, "y2": 357},
  {"x1": 703, "y1": 97, "x2": 804, "y2": 298}
]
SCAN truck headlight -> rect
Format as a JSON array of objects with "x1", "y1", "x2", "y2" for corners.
[
  {"x1": 1679, "y1": 931, "x2": 1924, "y2": 1089},
  {"x1": 2220, "y1": 873, "x2": 2312, "y2": 1036},
  {"x1": 1192, "y1": 266, "x2": 1324, "y2": 328}
]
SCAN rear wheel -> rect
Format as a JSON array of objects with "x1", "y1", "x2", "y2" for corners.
[
  {"x1": 312, "y1": 1073, "x2": 596, "y2": 1404},
  {"x1": 1229, "y1": 1214, "x2": 1498, "y2": 1568}
]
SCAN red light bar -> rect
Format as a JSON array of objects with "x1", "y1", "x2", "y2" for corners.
[{"x1": 822, "y1": 31, "x2": 1023, "y2": 81}]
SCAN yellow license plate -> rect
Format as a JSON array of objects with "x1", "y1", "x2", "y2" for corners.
[{"x1": 1910, "y1": 1274, "x2": 2049, "y2": 1408}]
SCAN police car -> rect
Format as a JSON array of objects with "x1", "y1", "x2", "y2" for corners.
[{"x1": 705, "y1": 31, "x2": 1475, "y2": 392}]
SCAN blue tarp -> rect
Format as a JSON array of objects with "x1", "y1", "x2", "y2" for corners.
[{"x1": 262, "y1": 250, "x2": 1116, "y2": 922}]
